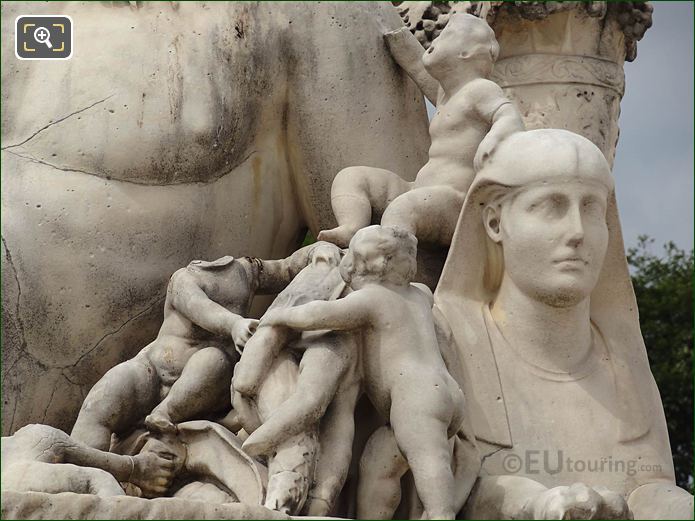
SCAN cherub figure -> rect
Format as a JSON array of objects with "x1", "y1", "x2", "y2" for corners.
[
  {"x1": 318, "y1": 14, "x2": 523, "y2": 248},
  {"x1": 1, "y1": 423, "x2": 176, "y2": 498},
  {"x1": 232, "y1": 241, "x2": 361, "y2": 516},
  {"x1": 71, "y1": 246, "x2": 316, "y2": 452},
  {"x1": 261, "y1": 225, "x2": 467, "y2": 519}
]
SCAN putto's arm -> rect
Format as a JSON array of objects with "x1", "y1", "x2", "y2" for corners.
[
  {"x1": 384, "y1": 27, "x2": 440, "y2": 105},
  {"x1": 169, "y1": 268, "x2": 242, "y2": 337},
  {"x1": 255, "y1": 244, "x2": 315, "y2": 294},
  {"x1": 489, "y1": 103, "x2": 525, "y2": 140},
  {"x1": 474, "y1": 86, "x2": 525, "y2": 171},
  {"x1": 263, "y1": 291, "x2": 372, "y2": 332}
]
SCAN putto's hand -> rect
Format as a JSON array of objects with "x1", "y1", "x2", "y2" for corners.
[
  {"x1": 474, "y1": 135, "x2": 499, "y2": 172},
  {"x1": 232, "y1": 318, "x2": 259, "y2": 350},
  {"x1": 527, "y1": 483, "x2": 631, "y2": 520},
  {"x1": 130, "y1": 451, "x2": 176, "y2": 498}
]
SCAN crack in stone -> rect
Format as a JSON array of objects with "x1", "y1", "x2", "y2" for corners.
[
  {"x1": 41, "y1": 386, "x2": 59, "y2": 424},
  {"x1": 60, "y1": 296, "x2": 164, "y2": 370},
  {"x1": 8, "y1": 395, "x2": 19, "y2": 435},
  {"x1": 1, "y1": 235, "x2": 28, "y2": 359},
  {"x1": 4, "y1": 353, "x2": 29, "y2": 381},
  {"x1": 61, "y1": 370, "x2": 84, "y2": 387},
  {"x1": 1, "y1": 95, "x2": 115, "y2": 151},
  {"x1": 3, "y1": 149, "x2": 112, "y2": 181},
  {"x1": 3, "y1": 148, "x2": 258, "y2": 187}
]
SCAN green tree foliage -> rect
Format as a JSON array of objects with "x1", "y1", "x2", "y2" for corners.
[{"x1": 627, "y1": 236, "x2": 693, "y2": 490}]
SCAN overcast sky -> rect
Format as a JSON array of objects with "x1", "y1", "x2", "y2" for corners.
[
  {"x1": 614, "y1": 1, "x2": 693, "y2": 252},
  {"x1": 426, "y1": 2, "x2": 693, "y2": 252}
]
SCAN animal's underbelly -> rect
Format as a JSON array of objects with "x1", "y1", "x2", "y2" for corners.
[
  {"x1": 0, "y1": 147, "x2": 298, "y2": 368},
  {"x1": 2, "y1": 2, "x2": 279, "y2": 185}
]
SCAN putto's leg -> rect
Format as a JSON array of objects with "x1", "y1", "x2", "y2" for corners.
[
  {"x1": 357, "y1": 426, "x2": 410, "y2": 520},
  {"x1": 71, "y1": 354, "x2": 160, "y2": 450},
  {"x1": 390, "y1": 403, "x2": 457, "y2": 519},
  {"x1": 318, "y1": 166, "x2": 410, "y2": 247},
  {"x1": 146, "y1": 346, "x2": 235, "y2": 433},
  {"x1": 381, "y1": 185, "x2": 464, "y2": 246},
  {"x1": 241, "y1": 341, "x2": 345, "y2": 457},
  {"x1": 232, "y1": 325, "x2": 292, "y2": 397},
  {"x1": 305, "y1": 375, "x2": 361, "y2": 516}
]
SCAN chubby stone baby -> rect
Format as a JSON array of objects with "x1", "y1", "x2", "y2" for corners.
[
  {"x1": 232, "y1": 241, "x2": 361, "y2": 516},
  {"x1": 261, "y1": 225, "x2": 466, "y2": 519},
  {"x1": 71, "y1": 245, "x2": 318, "y2": 452},
  {"x1": 318, "y1": 14, "x2": 523, "y2": 248}
]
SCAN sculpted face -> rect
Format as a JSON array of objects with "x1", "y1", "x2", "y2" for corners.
[
  {"x1": 484, "y1": 181, "x2": 609, "y2": 307},
  {"x1": 422, "y1": 14, "x2": 497, "y2": 76},
  {"x1": 339, "y1": 225, "x2": 416, "y2": 289}
]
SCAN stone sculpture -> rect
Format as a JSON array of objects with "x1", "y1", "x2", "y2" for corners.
[
  {"x1": 243, "y1": 351, "x2": 318, "y2": 515},
  {"x1": 318, "y1": 14, "x2": 524, "y2": 250},
  {"x1": 233, "y1": 242, "x2": 361, "y2": 516},
  {"x1": 71, "y1": 247, "x2": 314, "y2": 450},
  {"x1": 2, "y1": 2, "x2": 691, "y2": 521},
  {"x1": 1, "y1": 423, "x2": 172, "y2": 497},
  {"x1": 434, "y1": 129, "x2": 693, "y2": 520},
  {"x1": 394, "y1": 1, "x2": 654, "y2": 166},
  {"x1": 1, "y1": 0, "x2": 431, "y2": 435},
  {"x1": 66, "y1": 245, "x2": 326, "y2": 514},
  {"x1": 1, "y1": 420, "x2": 268, "y2": 503},
  {"x1": 263, "y1": 225, "x2": 479, "y2": 520},
  {"x1": 231, "y1": 241, "x2": 360, "y2": 515}
]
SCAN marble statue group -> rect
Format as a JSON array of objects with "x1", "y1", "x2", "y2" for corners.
[{"x1": 1, "y1": 2, "x2": 692, "y2": 519}]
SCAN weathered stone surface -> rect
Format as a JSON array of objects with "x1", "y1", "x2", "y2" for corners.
[
  {"x1": 395, "y1": 1, "x2": 654, "y2": 167},
  {"x1": 396, "y1": 1, "x2": 652, "y2": 61},
  {"x1": 435, "y1": 129, "x2": 693, "y2": 519},
  {"x1": 1, "y1": 1, "x2": 430, "y2": 436},
  {"x1": 3, "y1": 3, "x2": 691, "y2": 520},
  {"x1": 1, "y1": 492, "x2": 290, "y2": 520}
]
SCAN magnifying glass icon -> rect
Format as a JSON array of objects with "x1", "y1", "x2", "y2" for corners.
[{"x1": 33, "y1": 26, "x2": 53, "y2": 49}]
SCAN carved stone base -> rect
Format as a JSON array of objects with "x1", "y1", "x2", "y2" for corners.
[{"x1": 1, "y1": 492, "x2": 291, "y2": 520}]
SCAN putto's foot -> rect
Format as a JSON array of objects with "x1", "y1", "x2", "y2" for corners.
[
  {"x1": 145, "y1": 412, "x2": 177, "y2": 435},
  {"x1": 317, "y1": 225, "x2": 360, "y2": 248}
]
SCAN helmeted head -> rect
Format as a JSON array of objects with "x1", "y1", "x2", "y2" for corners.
[
  {"x1": 477, "y1": 130, "x2": 614, "y2": 307},
  {"x1": 339, "y1": 225, "x2": 417, "y2": 289},
  {"x1": 422, "y1": 13, "x2": 499, "y2": 78},
  {"x1": 435, "y1": 129, "x2": 655, "y2": 444}
]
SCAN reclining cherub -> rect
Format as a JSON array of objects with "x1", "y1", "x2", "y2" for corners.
[
  {"x1": 318, "y1": 14, "x2": 523, "y2": 248},
  {"x1": 2, "y1": 423, "x2": 175, "y2": 498},
  {"x1": 260, "y1": 225, "x2": 469, "y2": 519},
  {"x1": 71, "y1": 246, "x2": 317, "y2": 452}
]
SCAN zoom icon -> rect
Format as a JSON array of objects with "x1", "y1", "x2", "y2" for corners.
[{"x1": 16, "y1": 15, "x2": 73, "y2": 60}]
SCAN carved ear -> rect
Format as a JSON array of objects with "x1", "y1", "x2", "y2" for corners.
[
  {"x1": 483, "y1": 205, "x2": 502, "y2": 243},
  {"x1": 339, "y1": 253, "x2": 354, "y2": 283}
]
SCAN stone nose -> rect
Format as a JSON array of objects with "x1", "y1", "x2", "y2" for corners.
[{"x1": 565, "y1": 205, "x2": 585, "y2": 248}]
